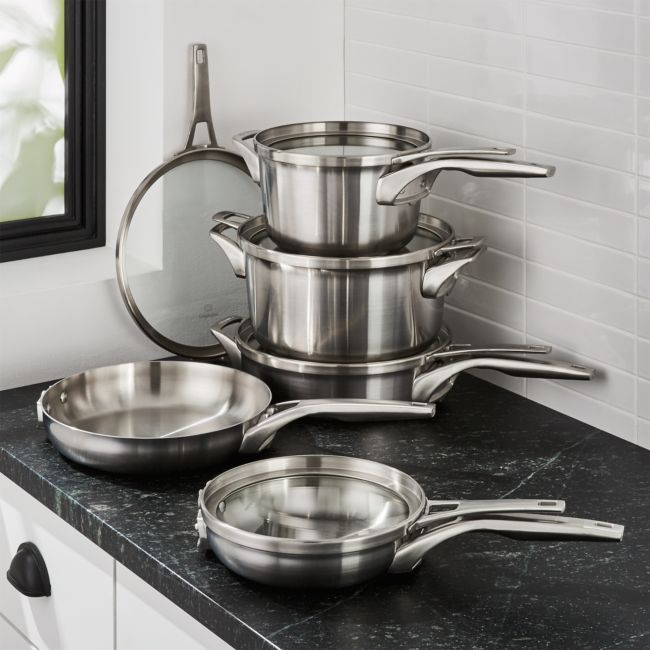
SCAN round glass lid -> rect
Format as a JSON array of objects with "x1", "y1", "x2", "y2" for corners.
[
  {"x1": 214, "y1": 474, "x2": 409, "y2": 541},
  {"x1": 117, "y1": 152, "x2": 261, "y2": 358}
]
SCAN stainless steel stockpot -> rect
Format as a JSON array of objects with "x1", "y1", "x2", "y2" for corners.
[
  {"x1": 37, "y1": 361, "x2": 436, "y2": 474},
  {"x1": 210, "y1": 212, "x2": 485, "y2": 363},
  {"x1": 212, "y1": 320, "x2": 594, "y2": 412},
  {"x1": 196, "y1": 455, "x2": 624, "y2": 588},
  {"x1": 233, "y1": 121, "x2": 555, "y2": 255}
]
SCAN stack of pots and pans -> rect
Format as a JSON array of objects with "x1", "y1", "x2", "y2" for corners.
[{"x1": 210, "y1": 121, "x2": 590, "y2": 402}]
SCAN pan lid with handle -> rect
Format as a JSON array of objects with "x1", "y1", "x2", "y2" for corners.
[{"x1": 115, "y1": 43, "x2": 261, "y2": 360}]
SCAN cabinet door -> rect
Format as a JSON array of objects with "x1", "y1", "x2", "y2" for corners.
[
  {"x1": 0, "y1": 473, "x2": 114, "y2": 650},
  {"x1": 116, "y1": 563, "x2": 234, "y2": 650},
  {"x1": 0, "y1": 613, "x2": 38, "y2": 650}
]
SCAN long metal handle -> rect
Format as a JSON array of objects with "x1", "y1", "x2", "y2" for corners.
[
  {"x1": 210, "y1": 316, "x2": 244, "y2": 369},
  {"x1": 232, "y1": 130, "x2": 260, "y2": 182},
  {"x1": 390, "y1": 515, "x2": 624, "y2": 574},
  {"x1": 411, "y1": 499, "x2": 566, "y2": 531},
  {"x1": 209, "y1": 213, "x2": 249, "y2": 278},
  {"x1": 426, "y1": 343, "x2": 551, "y2": 362},
  {"x1": 392, "y1": 147, "x2": 516, "y2": 165},
  {"x1": 421, "y1": 244, "x2": 486, "y2": 299},
  {"x1": 376, "y1": 158, "x2": 556, "y2": 206},
  {"x1": 412, "y1": 356, "x2": 595, "y2": 403},
  {"x1": 239, "y1": 399, "x2": 437, "y2": 454},
  {"x1": 184, "y1": 44, "x2": 218, "y2": 150}
]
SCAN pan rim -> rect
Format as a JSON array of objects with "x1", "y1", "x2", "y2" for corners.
[
  {"x1": 40, "y1": 360, "x2": 273, "y2": 441},
  {"x1": 200, "y1": 455, "x2": 427, "y2": 556}
]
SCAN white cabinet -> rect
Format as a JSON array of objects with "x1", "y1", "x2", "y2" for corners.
[
  {"x1": 116, "y1": 563, "x2": 233, "y2": 650},
  {"x1": 0, "y1": 613, "x2": 38, "y2": 650},
  {"x1": 0, "y1": 473, "x2": 114, "y2": 650},
  {"x1": 0, "y1": 474, "x2": 233, "y2": 650}
]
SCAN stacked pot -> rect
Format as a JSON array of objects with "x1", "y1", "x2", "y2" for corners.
[{"x1": 210, "y1": 121, "x2": 591, "y2": 402}]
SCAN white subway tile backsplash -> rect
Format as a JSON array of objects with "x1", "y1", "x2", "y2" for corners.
[
  {"x1": 539, "y1": 0, "x2": 634, "y2": 11},
  {"x1": 526, "y1": 263, "x2": 636, "y2": 332},
  {"x1": 640, "y1": 339, "x2": 650, "y2": 380},
  {"x1": 639, "y1": 137, "x2": 650, "y2": 178},
  {"x1": 462, "y1": 248, "x2": 524, "y2": 294},
  {"x1": 526, "y1": 300, "x2": 636, "y2": 371},
  {"x1": 526, "y1": 2, "x2": 635, "y2": 53},
  {"x1": 346, "y1": 73, "x2": 427, "y2": 122},
  {"x1": 347, "y1": 8, "x2": 524, "y2": 69},
  {"x1": 640, "y1": 218, "x2": 650, "y2": 259},
  {"x1": 345, "y1": 0, "x2": 649, "y2": 445},
  {"x1": 526, "y1": 188, "x2": 636, "y2": 252},
  {"x1": 527, "y1": 380, "x2": 636, "y2": 442},
  {"x1": 526, "y1": 38, "x2": 634, "y2": 92},
  {"x1": 526, "y1": 335, "x2": 636, "y2": 412},
  {"x1": 526, "y1": 76, "x2": 635, "y2": 132},
  {"x1": 525, "y1": 151, "x2": 636, "y2": 212},
  {"x1": 347, "y1": 41, "x2": 428, "y2": 87},
  {"x1": 348, "y1": 0, "x2": 523, "y2": 33},
  {"x1": 525, "y1": 114, "x2": 635, "y2": 171},
  {"x1": 639, "y1": 98, "x2": 650, "y2": 138},
  {"x1": 431, "y1": 174, "x2": 524, "y2": 219},
  {"x1": 638, "y1": 57, "x2": 650, "y2": 97},
  {"x1": 424, "y1": 195, "x2": 524, "y2": 256},
  {"x1": 640, "y1": 180, "x2": 650, "y2": 218},
  {"x1": 428, "y1": 91, "x2": 523, "y2": 144},
  {"x1": 447, "y1": 276, "x2": 524, "y2": 330},
  {"x1": 640, "y1": 259, "x2": 650, "y2": 298},
  {"x1": 429, "y1": 57, "x2": 524, "y2": 106},
  {"x1": 640, "y1": 299, "x2": 650, "y2": 338},
  {"x1": 526, "y1": 225, "x2": 636, "y2": 291},
  {"x1": 638, "y1": 18, "x2": 650, "y2": 56}
]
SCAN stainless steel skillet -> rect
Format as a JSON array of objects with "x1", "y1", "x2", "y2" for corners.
[
  {"x1": 36, "y1": 361, "x2": 435, "y2": 474},
  {"x1": 196, "y1": 455, "x2": 624, "y2": 588}
]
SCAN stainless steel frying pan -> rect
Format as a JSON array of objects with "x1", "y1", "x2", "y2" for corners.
[
  {"x1": 196, "y1": 455, "x2": 624, "y2": 588},
  {"x1": 36, "y1": 361, "x2": 436, "y2": 474}
]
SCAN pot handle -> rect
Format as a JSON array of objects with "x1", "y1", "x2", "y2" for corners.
[
  {"x1": 411, "y1": 498, "x2": 566, "y2": 532},
  {"x1": 376, "y1": 158, "x2": 556, "y2": 206},
  {"x1": 427, "y1": 343, "x2": 551, "y2": 361},
  {"x1": 195, "y1": 488, "x2": 210, "y2": 551},
  {"x1": 412, "y1": 356, "x2": 594, "y2": 403},
  {"x1": 421, "y1": 243, "x2": 486, "y2": 299},
  {"x1": 389, "y1": 514, "x2": 624, "y2": 574},
  {"x1": 392, "y1": 147, "x2": 516, "y2": 165},
  {"x1": 239, "y1": 399, "x2": 437, "y2": 454},
  {"x1": 209, "y1": 211, "x2": 250, "y2": 278},
  {"x1": 232, "y1": 130, "x2": 260, "y2": 183},
  {"x1": 210, "y1": 317, "x2": 244, "y2": 369},
  {"x1": 183, "y1": 44, "x2": 218, "y2": 151}
]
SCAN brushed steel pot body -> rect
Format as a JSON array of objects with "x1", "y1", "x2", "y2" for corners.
[
  {"x1": 233, "y1": 122, "x2": 555, "y2": 256},
  {"x1": 210, "y1": 213, "x2": 483, "y2": 363}
]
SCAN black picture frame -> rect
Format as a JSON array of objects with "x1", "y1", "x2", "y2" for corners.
[{"x1": 0, "y1": 0, "x2": 106, "y2": 262}]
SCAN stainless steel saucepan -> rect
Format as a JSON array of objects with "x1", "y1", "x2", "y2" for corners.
[
  {"x1": 211, "y1": 319, "x2": 594, "y2": 412},
  {"x1": 210, "y1": 212, "x2": 485, "y2": 363},
  {"x1": 36, "y1": 362, "x2": 436, "y2": 474},
  {"x1": 232, "y1": 121, "x2": 555, "y2": 255},
  {"x1": 196, "y1": 455, "x2": 624, "y2": 588}
]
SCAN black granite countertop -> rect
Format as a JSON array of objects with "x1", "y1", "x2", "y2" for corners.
[{"x1": 1, "y1": 375, "x2": 648, "y2": 650}]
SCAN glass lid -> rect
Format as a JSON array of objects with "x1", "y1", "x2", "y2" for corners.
[
  {"x1": 116, "y1": 44, "x2": 262, "y2": 359},
  {"x1": 214, "y1": 474, "x2": 409, "y2": 541}
]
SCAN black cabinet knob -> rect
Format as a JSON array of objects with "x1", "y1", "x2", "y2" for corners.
[{"x1": 6, "y1": 542, "x2": 51, "y2": 597}]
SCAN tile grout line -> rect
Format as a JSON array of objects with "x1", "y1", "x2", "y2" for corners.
[
  {"x1": 634, "y1": 3, "x2": 640, "y2": 443},
  {"x1": 523, "y1": 0, "x2": 529, "y2": 400}
]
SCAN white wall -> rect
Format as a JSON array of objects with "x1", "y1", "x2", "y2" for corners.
[
  {"x1": 345, "y1": 0, "x2": 649, "y2": 447},
  {"x1": 0, "y1": 0, "x2": 344, "y2": 390}
]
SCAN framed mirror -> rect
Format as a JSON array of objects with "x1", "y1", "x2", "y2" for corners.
[{"x1": 0, "y1": 0, "x2": 105, "y2": 262}]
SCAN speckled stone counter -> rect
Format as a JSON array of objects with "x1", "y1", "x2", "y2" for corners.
[{"x1": 1, "y1": 375, "x2": 648, "y2": 650}]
